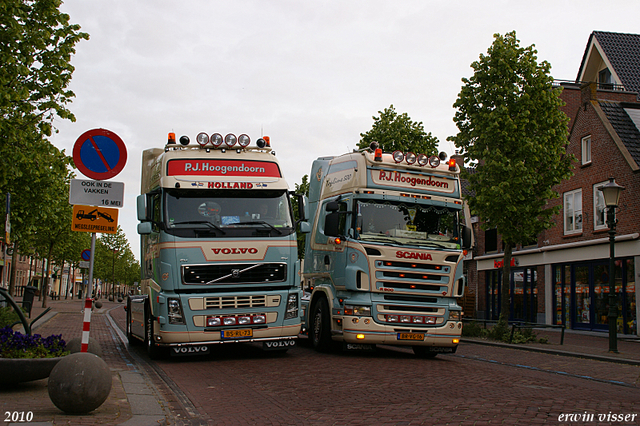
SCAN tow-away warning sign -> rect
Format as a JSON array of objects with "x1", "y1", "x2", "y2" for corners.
[{"x1": 71, "y1": 205, "x2": 119, "y2": 234}]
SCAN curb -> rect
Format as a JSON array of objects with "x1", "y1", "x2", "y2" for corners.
[{"x1": 461, "y1": 338, "x2": 640, "y2": 366}]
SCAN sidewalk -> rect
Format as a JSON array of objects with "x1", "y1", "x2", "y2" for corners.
[
  {"x1": 462, "y1": 324, "x2": 640, "y2": 366},
  {"x1": 1, "y1": 296, "x2": 171, "y2": 426}
]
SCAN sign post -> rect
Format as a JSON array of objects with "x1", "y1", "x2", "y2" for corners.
[{"x1": 70, "y1": 128, "x2": 127, "y2": 352}]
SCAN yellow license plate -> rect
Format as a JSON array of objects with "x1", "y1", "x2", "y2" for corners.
[
  {"x1": 397, "y1": 332, "x2": 425, "y2": 341},
  {"x1": 221, "y1": 329, "x2": 253, "y2": 339}
]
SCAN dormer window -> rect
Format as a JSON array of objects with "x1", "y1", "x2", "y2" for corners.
[{"x1": 598, "y1": 68, "x2": 613, "y2": 90}]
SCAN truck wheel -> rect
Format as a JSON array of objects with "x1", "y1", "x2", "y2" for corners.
[
  {"x1": 145, "y1": 309, "x2": 164, "y2": 360},
  {"x1": 310, "y1": 297, "x2": 333, "y2": 352},
  {"x1": 126, "y1": 300, "x2": 139, "y2": 346},
  {"x1": 412, "y1": 346, "x2": 437, "y2": 359}
]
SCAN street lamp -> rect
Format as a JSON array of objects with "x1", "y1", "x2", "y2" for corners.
[{"x1": 599, "y1": 177, "x2": 625, "y2": 353}]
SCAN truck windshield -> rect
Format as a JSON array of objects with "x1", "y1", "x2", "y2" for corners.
[
  {"x1": 355, "y1": 200, "x2": 461, "y2": 249},
  {"x1": 164, "y1": 189, "x2": 294, "y2": 238}
]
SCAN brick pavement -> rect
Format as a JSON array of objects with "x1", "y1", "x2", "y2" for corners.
[{"x1": 1, "y1": 296, "x2": 639, "y2": 425}]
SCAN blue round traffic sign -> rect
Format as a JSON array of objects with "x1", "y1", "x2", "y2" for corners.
[
  {"x1": 81, "y1": 249, "x2": 91, "y2": 261},
  {"x1": 73, "y1": 128, "x2": 127, "y2": 180}
]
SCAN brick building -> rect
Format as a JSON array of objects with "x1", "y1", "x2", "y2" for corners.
[{"x1": 469, "y1": 31, "x2": 639, "y2": 336}]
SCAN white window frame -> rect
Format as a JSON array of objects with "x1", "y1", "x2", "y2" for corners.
[
  {"x1": 581, "y1": 135, "x2": 592, "y2": 165},
  {"x1": 564, "y1": 189, "x2": 583, "y2": 235},
  {"x1": 593, "y1": 181, "x2": 608, "y2": 231}
]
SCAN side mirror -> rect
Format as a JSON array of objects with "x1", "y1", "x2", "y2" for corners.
[
  {"x1": 326, "y1": 201, "x2": 339, "y2": 212},
  {"x1": 325, "y1": 212, "x2": 340, "y2": 237},
  {"x1": 299, "y1": 221, "x2": 311, "y2": 234},
  {"x1": 137, "y1": 194, "x2": 148, "y2": 221},
  {"x1": 137, "y1": 222, "x2": 153, "y2": 235},
  {"x1": 462, "y1": 226, "x2": 472, "y2": 249}
]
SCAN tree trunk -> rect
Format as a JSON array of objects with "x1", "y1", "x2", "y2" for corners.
[{"x1": 500, "y1": 242, "x2": 513, "y2": 322}]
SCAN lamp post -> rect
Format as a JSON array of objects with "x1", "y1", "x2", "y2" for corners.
[{"x1": 599, "y1": 177, "x2": 625, "y2": 353}]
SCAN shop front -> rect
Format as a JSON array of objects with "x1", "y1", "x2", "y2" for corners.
[{"x1": 552, "y1": 258, "x2": 636, "y2": 335}]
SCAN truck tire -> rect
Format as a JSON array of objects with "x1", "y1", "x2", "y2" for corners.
[
  {"x1": 412, "y1": 346, "x2": 438, "y2": 359},
  {"x1": 310, "y1": 297, "x2": 333, "y2": 352},
  {"x1": 145, "y1": 308, "x2": 164, "y2": 360}
]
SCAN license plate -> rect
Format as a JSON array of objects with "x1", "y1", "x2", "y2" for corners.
[
  {"x1": 397, "y1": 332, "x2": 425, "y2": 341},
  {"x1": 221, "y1": 329, "x2": 253, "y2": 339}
]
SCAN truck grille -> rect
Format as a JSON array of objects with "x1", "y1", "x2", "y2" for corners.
[
  {"x1": 183, "y1": 263, "x2": 287, "y2": 285},
  {"x1": 204, "y1": 295, "x2": 267, "y2": 309},
  {"x1": 375, "y1": 259, "x2": 449, "y2": 294}
]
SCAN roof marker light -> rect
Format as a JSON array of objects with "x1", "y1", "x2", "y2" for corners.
[
  {"x1": 448, "y1": 158, "x2": 457, "y2": 171},
  {"x1": 196, "y1": 132, "x2": 209, "y2": 147},
  {"x1": 392, "y1": 151, "x2": 404, "y2": 163}
]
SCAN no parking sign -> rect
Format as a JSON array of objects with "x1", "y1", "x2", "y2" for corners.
[{"x1": 72, "y1": 128, "x2": 127, "y2": 181}]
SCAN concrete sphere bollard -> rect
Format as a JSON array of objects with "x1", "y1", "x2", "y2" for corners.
[
  {"x1": 66, "y1": 336, "x2": 104, "y2": 358},
  {"x1": 48, "y1": 352, "x2": 112, "y2": 414},
  {"x1": 94, "y1": 300, "x2": 103, "y2": 309}
]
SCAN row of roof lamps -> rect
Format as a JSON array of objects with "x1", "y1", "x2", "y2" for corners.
[
  {"x1": 167, "y1": 132, "x2": 271, "y2": 149},
  {"x1": 373, "y1": 147, "x2": 456, "y2": 170}
]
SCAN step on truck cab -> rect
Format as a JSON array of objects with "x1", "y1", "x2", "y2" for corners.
[
  {"x1": 128, "y1": 132, "x2": 304, "y2": 358},
  {"x1": 301, "y1": 143, "x2": 472, "y2": 357}
]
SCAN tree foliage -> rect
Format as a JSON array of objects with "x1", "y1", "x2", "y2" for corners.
[
  {"x1": 358, "y1": 105, "x2": 439, "y2": 155},
  {"x1": 449, "y1": 31, "x2": 574, "y2": 320},
  {"x1": 293, "y1": 175, "x2": 310, "y2": 259},
  {"x1": 0, "y1": 0, "x2": 89, "y2": 297},
  {"x1": 94, "y1": 226, "x2": 139, "y2": 297}
]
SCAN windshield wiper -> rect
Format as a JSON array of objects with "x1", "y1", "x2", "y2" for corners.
[
  {"x1": 170, "y1": 220, "x2": 226, "y2": 235},
  {"x1": 237, "y1": 220, "x2": 283, "y2": 234}
]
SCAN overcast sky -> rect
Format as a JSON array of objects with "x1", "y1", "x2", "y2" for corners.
[{"x1": 50, "y1": 0, "x2": 640, "y2": 260}]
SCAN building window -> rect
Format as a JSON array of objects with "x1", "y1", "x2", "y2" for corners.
[
  {"x1": 581, "y1": 136, "x2": 591, "y2": 165},
  {"x1": 593, "y1": 181, "x2": 608, "y2": 230},
  {"x1": 485, "y1": 228, "x2": 497, "y2": 253},
  {"x1": 564, "y1": 189, "x2": 582, "y2": 234}
]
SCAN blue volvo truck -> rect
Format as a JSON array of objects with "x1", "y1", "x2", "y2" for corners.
[{"x1": 127, "y1": 132, "x2": 304, "y2": 358}]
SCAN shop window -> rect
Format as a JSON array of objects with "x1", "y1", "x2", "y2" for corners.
[
  {"x1": 564, "y1": 189, "x2": 582, "y2": 235},
  {"x1": 581, "y1": 136, "x2": 591, "y2": 165},
  {"x1": 593, "y1": 181, "x2": 608, "y2": 231}
]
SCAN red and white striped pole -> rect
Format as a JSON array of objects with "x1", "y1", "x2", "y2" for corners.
[{"x1": 81, "y1": 297, "x2": 93, "y2": 352}]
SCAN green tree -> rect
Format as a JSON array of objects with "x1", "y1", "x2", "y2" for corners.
[
  {"x1": 1, "y1": 0, "x2": 88, "y2": 296},
  {"x1": 95, "y1": 226, "x2": 135, "y2": 299},
  {"x1": 358, "y1": 105, "x2": 439, "y2": 155},
  {"x1": 292, "y1": 175, "x2": 310, "y2": 259},
  {"x1": 449, "y1": 31, "x2": 573, "y2": 321}
]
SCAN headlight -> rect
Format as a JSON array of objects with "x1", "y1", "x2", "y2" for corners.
[
  {"x1": 168, "y1": 298, "x2": 185, "y2": 325},
  {"x1": 449, "y1": 311, "x2": 461, "y2": 321},
  {"x1": 284, "y1": 293, "x2": 298, "y2": 320},
  {"x1": 344, "y1": 305, "x2": 371, "y2": 316}
]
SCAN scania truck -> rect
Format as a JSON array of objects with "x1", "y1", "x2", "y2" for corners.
[
  {"x1": 301, "y1": 143, "x2": 472, "y2": 357},
  {"x1": 127, "y1": 132, "x2": 304, "y2": 358}
]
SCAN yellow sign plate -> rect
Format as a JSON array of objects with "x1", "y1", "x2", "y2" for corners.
[
  {"x1": 71, "y1": 205, "x2": 119, "y2": 234},
  {"x1": 221, "y1": 329, "x2": 253, "y2": 339},
  {"x1": 397, "y1": 333, "x2": 425, "y2": 341}
]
